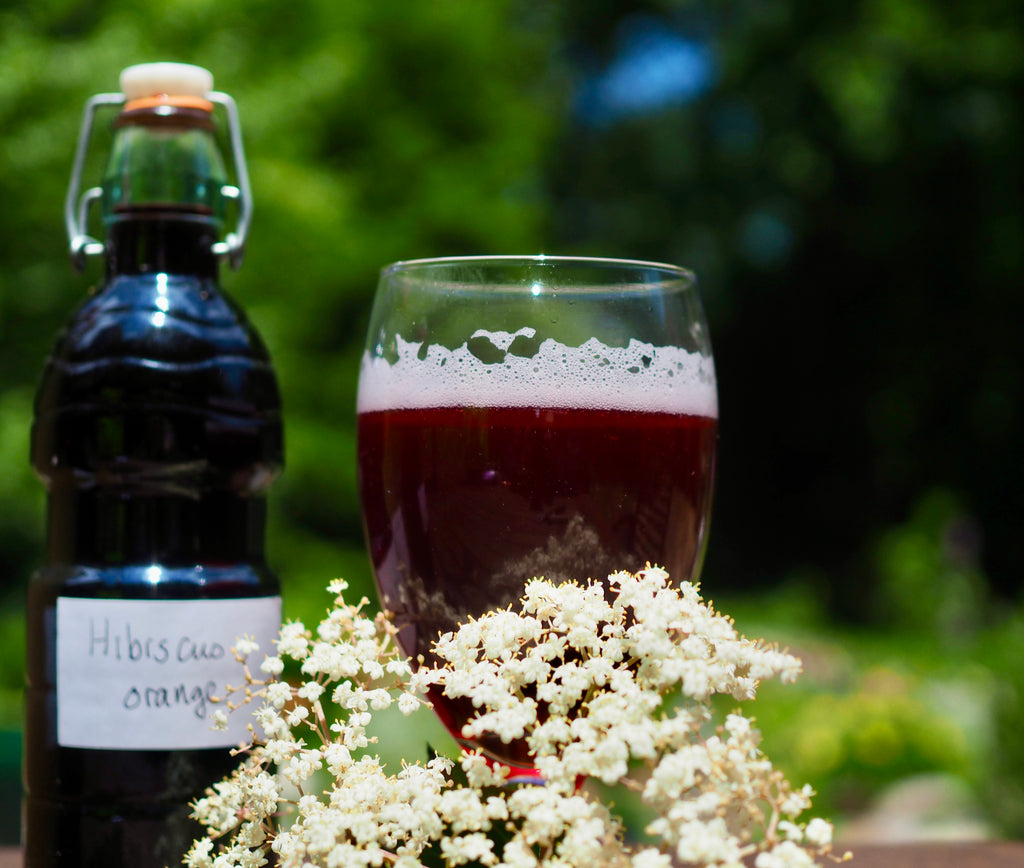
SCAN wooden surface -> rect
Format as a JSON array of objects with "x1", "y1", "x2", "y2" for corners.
[
  {"x1": 839, "y1": 841, "x2": 1024, "y2": 866},
  {"x1": 3, "y1": 842, "x2": 1024, "y2": 867}
]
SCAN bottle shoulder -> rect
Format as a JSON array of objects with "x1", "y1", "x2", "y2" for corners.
[
  {"x1": 35, "y1": 271, "x2": 281, "y2": 410},
  {"x1": 59, "y1": 273, "x2": 271, "y2": 363},
  {"x1": 31, "y1": 271, "x2": 283, "y2": 484}
]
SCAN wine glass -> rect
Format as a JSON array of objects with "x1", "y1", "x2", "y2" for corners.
[{"x1": 356, "y1": 255, "x2": 717, "y2": 768}]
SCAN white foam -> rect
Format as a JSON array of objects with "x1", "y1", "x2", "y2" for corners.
[{"x1": 357, "y1": 331, "x2": 718, "y2": 417}]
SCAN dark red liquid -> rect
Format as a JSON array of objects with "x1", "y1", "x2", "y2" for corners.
[
  {"x1": 25, "y1": 218, "x2": 282, "y2": 868},
  {"x1": 357, "y1": 404, "x2": 716, "y2": 764}
]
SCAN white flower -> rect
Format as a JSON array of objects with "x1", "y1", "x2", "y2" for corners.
[
  {"x1": 323, "y1": 743, "x2": 353, "y2": 775},
  {"x1": 778, "y1": 820, "x2": 803, "y2": 842},
  {"x1": 285, "y1": 705, "x2": 309, "y2": 727},
  {"x1": 277, "y1": 622, "x2": 310, "y2": 660},
  {"x1": 755, "y1": 841, "x2": 819, "y2": 868},
  {"x1": 438, "y1": 789, "x2": 491, "y2": 833},
  {"x1": 460, "y1": 752, "x2": 508, "y2": 789},
  {"x1": 397, "y1": 693, "x2": 420, "y2": 715},
  {"x1": 386, "y1": 659, "x2": 413, "y2": 677},
  {"x1": 780, "y1": 785, "x2": 816, "y2": 818},
  {"x1": 264, "y1": 682, "x2": 293, "y2": 709},
  {"x1": 254, "y1": 706, "x2": 287, "y2": 739},
  {"x1": 189, "y1": 568, "x2": 834, "y2": 868},
  {"x1": 260, "y1": 656, "x2": 284, "y2": 676},
  {"x1": 804, "y1": 817, "x2": 834, "y2": 848},
  {"x1": 441, "y1": 832, "x2": 497, "y2": 866},
  {"x1": 233, "y1": 636, "x2": 260, "y2": 659},
  {"x1": 630, "y1": 848, "x2": 671, "y2": 868},
  {"x1": 500, "y1": 838, "x2": 539, "y2": 868},
  {"x1": 363, "y1": 659, "x2": 385, "y2": 680},
  {"x1": 297, "y1": 680, "x2": 325, "y2": 702},
  {"x1": 186, "y1": 837, "x2": 215, "y2": 868},
  {"x1": 263, "y1": 738, "x2": 299, "y2": 763}
]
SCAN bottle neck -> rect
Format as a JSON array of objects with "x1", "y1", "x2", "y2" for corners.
[
  {"x1": 102, "y1": 106, "x2": 228, "y2": 223},
  {"x1": 105, "y1": 214, "x2": 220, "y2": 278},
  {"x1": 47, "y1": 489, "x2": 268, "y2": 566},
  {"x1": 100, "y1": 103, "x2": 229, "y2": 279}
]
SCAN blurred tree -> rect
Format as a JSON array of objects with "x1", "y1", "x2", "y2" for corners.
[
  {"x1": 2, "y1": 0, "x2": 1023, "y2": 842},
  {"x1": 0, "y1": 0, "x2": 558, "y2": 627},
  {"x1": 544, "y1": 0, "x2": 1024, "y2": 617},
  {"x1": 0, "y1": 10, "x2": 558, "y2": 834}
]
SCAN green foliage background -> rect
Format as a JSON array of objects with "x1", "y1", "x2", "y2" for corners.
[
  {"x1": 0, "y1": 0, "x2": 558, "y2": 620},
  {"x1": 2, "y1": 0, "x2": 1023, "y2": 848}
]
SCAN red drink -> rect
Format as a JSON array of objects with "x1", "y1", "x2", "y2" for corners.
[
  {"x1": 358, "y1": 326, "x2": 717, "y2": 766},
  {"x1": 358, "y1": 405, "x2": 716, "y2": 763},
  {"x1": 359, "y1": 404, "x2": 716, "y2": 650}
]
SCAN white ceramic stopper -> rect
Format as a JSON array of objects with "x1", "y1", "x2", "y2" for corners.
[{"x1": 120, "y1": 62, "x2": 214, "y2": 100}]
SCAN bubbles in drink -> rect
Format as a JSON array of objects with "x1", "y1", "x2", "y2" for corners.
[{"x1": 357, "y1": 329, "x2": 717, "y2": 417}]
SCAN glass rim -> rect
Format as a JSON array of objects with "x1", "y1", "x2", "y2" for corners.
[{"x1": 381, "y1": 253, "x2": 695, "y2": 281}]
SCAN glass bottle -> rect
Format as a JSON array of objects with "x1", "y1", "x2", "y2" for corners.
[{"x1": 24, "y1": 63, "x2": 284, "y2": 868}]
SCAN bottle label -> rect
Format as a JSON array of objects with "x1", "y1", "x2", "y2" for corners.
[{"x1": 56, "y1": 596, "x2": 282, "y2": 750}]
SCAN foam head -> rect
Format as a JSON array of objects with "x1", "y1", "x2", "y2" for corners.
[{"x1": 358, "y1": 330, "x2": 718, "y2": 418}]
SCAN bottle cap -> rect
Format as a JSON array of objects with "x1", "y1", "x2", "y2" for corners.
[
  {"x1": 67, "y1": 62, "x2": 251, "y2": 270},
  {"x1": 120, "y1": 62, "x2": 214, "y2": 101}
]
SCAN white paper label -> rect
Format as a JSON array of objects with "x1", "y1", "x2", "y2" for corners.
[{"x1": 56, "y1": 596, "x2": 282, "y2": 750}]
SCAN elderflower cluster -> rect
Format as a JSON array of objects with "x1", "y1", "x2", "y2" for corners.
[{"x1": 188, "y1": 569, "x2": 845, "y2": 868}]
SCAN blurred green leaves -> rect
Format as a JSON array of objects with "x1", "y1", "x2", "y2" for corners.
[
  {"x1": 874, "y1": 490, "x2": 988, "y2": 640},
  {"x1": 0, "y1": 9, "x2": 559, "y2": 826},
  {"x1": 3, "y1": 0, "x2": 1024, "y2": 844},
  {"x1": 0, "y1": 0, "x2": 558, "y2": 622}
]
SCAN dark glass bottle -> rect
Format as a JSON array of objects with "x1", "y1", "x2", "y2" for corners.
[{"x1": 24, "y1": 64, "x2": 283, "y2": 868}]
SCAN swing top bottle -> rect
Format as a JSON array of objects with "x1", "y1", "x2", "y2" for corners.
[{"x1": 24, "y1": 63, "x2": 283, "y2": 868}]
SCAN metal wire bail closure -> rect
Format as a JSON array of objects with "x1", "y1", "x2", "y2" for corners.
[{"x1": 64, "y1": 89, "x2": 253, "y2": 272}]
